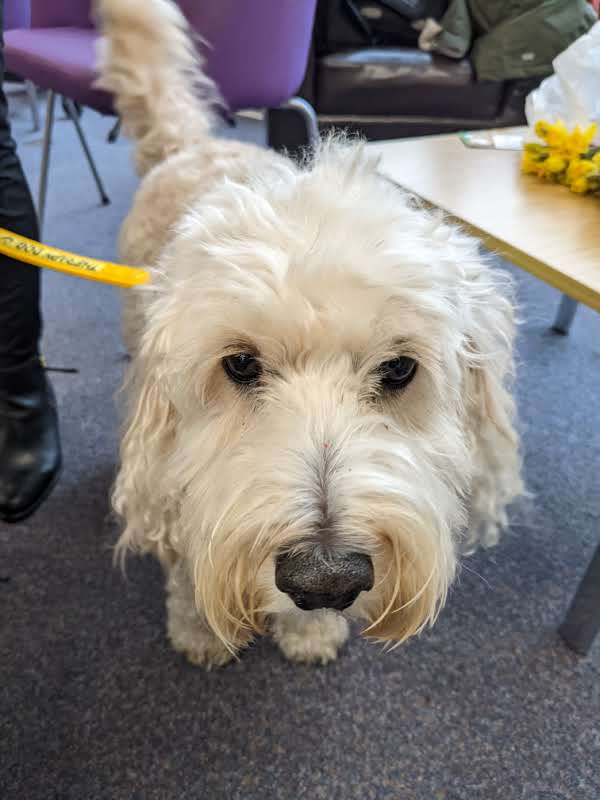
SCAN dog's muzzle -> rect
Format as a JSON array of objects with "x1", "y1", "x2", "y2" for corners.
[{"x1": 275, "y1": 549, "x2": 374, "y2": 611}]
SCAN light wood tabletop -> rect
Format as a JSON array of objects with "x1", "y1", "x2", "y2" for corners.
[{"x1": 368, "y1": 129, "x2": 600, "y2": 313}]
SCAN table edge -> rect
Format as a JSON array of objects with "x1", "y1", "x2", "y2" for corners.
[{"x1": 379, "y1": 173, "x2": 600, "y2": 314}]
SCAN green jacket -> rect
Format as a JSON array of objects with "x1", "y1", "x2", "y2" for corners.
[{"x1": 432, "y1": 0, "x2": 596, "y2": 81}]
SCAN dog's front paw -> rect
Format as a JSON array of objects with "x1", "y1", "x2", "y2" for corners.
[
  {"x1": 166, "y1": 561, "x2": 236, "y2": 669},
  {"x1": 271, "y1": 610, "x2": 349, "y2": 665},
  {"x1": 169, "y1": 622, "x2": 234, "y2": 670}
]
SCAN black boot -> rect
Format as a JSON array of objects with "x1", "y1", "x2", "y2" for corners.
[{"x1": 0, "y1": 357, "x2": 61, "y2": 523}]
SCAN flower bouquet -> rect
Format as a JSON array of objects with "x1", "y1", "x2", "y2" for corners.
[{"x1": 521, "y1": 121, "x2": 600, "y2": 196}]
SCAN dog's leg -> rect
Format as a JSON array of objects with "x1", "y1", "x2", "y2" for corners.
[
  {"x1": 166, "y1": 561, "x2": 233, "y2": 669},
  {"x1": 271, "y1": 609, "x2": 349, "y2": 665}
]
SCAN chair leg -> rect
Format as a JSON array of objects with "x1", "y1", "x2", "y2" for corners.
[
  {"x1": 63, "y1": 98, "x2": 110, "y2": 207},
  {"x1": 25, "y1": 80, "x2": 40, "y2": 132},
  {"x1": 38, "y1": 90, "x2": 56, "y2": 236},
  {"x1": 267, "y1": 96, "x2": 319, "y2": 161},
  {"x1": 284, "y1": 97, "x2": 319, "y2": 146},
  {"x1": 559, "y1": 543, "x2": 600, "y2": 656},
  {"x1": 107, "y1": 117, "x2": 122, "y2": 144},
  {"x1": 552, "y1": 294, "x2": 579, "y2": 335}
]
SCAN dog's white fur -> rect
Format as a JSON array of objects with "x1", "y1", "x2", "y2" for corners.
[{"x1": 96, "y1": 0, "x2": 523, "y2": 667}]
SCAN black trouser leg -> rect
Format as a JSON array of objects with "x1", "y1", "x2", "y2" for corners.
[
  {"x1": 0, "y1": 5, "x2": 61, "y2": 523},
  {"x1": 0, "y1": 7, "x2": 42, "y2": 371}
]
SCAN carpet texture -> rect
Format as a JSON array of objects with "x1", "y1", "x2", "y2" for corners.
[{"x1": 1, "y1": 93, "x2": 599, "y2": 800}]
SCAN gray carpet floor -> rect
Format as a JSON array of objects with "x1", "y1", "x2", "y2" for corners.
[{"x1": 1, "y1": 91, "x2": 599, "y2": 800}]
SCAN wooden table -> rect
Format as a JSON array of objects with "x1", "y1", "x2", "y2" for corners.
[
  {"x1": 369, "y1": 129, "x2": 600, "y2": 655},
  {"x1": 369, "y1": 129, "x2": 600, "y2": 331}
]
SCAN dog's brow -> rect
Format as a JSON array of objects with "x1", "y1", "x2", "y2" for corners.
[{"x1": 221, "y1": 340, "x2": 259, "y2": 357}]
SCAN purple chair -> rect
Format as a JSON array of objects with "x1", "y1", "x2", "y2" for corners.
[
  {"x1": 4, "y1": 1, "x2": 111, "y2": 231},
  {"x1": 4, "y1": 0, "x2": 30, "y2": 27},
  {"x1": 179, "y1": 0, "x2": 317, "y2": 125},
  {"x1": 4, "y1": 0, "x2": 318, "y2": 232}
]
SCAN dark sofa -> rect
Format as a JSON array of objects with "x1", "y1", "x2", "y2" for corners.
[
  {"x1": 299, "y1": 45, "x2": 541, "y2": 140},
  {"x1": 289, "y1": 0, "x2": 553, "y2": 141}
]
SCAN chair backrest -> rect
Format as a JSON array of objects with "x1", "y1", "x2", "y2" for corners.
[
  {"x1": 29, "y1": 0, "x2": 93, "y2": 29},
  {"x1": 4, "y1": 0, "x2": 316, "y2": 112},
  {"x1": 178, "y1": 0, "x2": 317, "y2": 110},
  {"x1": 4, "y1": 0, "x2": 31, "y2": 30}
]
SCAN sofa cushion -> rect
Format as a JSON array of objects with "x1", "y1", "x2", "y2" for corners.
[{"x1": 316, "y1": 47, "x2": 504, "y2": 118}]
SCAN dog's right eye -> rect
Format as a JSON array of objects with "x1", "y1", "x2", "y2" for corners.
[
  {"x1": 379, "y1": 356, "x2": 418, "y2": 390},
  {"x1": 222, "y1": 353, "x2": 262, "y2": 386}
]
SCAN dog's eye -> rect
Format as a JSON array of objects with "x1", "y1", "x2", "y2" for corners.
[
  {"x1": 379, "y1": 356, "x2": 417, "y2": 390},
  {"x1": 222, "y1": 353, "x2": 262, "y2": 386}
]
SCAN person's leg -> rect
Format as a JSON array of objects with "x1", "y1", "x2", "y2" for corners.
[
  {"x1": 0, "y1": 6, "x2": 61, "y2": 522},
  {"x1": 0, "y1": 5, "x2": 40, "y2": 365}
]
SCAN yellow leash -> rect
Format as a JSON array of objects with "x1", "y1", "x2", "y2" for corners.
[{"x1": 0, "y1": 227, "x2": 149, "y2": 289}]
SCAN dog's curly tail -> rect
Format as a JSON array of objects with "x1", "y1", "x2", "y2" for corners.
[{"x1": 94, "y1": 0, "x2": 220, "y2": 176}]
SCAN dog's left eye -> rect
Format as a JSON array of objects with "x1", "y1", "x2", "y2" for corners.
[
  {"x1": 379, "y1": 356, "x2": 418, "y2": 390},
  {"x1": 222, "y1": 353, "x2": 262, "y2": 385}
]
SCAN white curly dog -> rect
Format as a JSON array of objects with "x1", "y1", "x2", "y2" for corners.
[{"x1": 96, "y1": 0, "x2": 522, "y2": 668}]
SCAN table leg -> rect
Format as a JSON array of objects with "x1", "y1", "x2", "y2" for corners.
[
  {"x1": 559, "y1": 543, "x2": 600, "y2": 655},
  {"x1": 552, "y1": 294, "x2": 578, "y2": 334}
]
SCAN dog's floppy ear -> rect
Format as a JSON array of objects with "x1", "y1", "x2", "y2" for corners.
[
  {"x1": 459, "y1": 262, "x2": 523, "y2": 550},
  {"x1": 113, "y1": 323, "x2": 180, "y2": 568}
]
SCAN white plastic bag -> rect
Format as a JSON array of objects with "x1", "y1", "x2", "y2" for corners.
[{"x1": 525, "y1": 21, "x2": 600, "y2": 138}]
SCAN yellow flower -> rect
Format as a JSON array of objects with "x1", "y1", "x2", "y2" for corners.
[
  {"x1": 544, "y1": 154, "x2": 566, "y2": 174},
  {"x1": 523, "y1": 122, "x2": 600, "y2": 195},
  {"x1": 521, "y1": 150, "x2": 543, "y2": 175},
  {"x1": 567, "y1": 158, "x2": 596, "y2": 182},
  {"x1": 570, "y1": 177, "x2": 589, "y2": 194},
  {"x1": 532, "y1": 120, "x2": 598, "y2": 158},
  {"x1": 544, "y1": 120, "x2": 568, "y2": 150},
  {"x1": 562, "y1": 123, "x2": 598, "y2": 158},
  {"x1": 534, "y1": 120, "x2": 551, "y2": 141}
]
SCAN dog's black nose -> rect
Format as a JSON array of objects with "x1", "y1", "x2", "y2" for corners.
[{"x1": 275, "y1": 550, "x2": 374, "y2": 611}]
